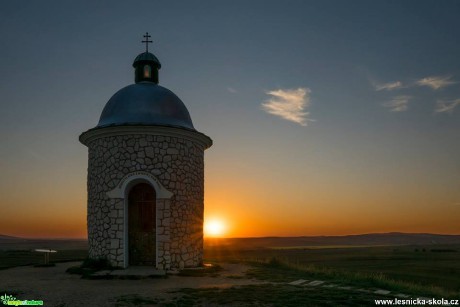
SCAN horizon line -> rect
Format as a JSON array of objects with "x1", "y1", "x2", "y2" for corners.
[{"x1": 2, "y1": 231, "x2": 460, "y2": 241}]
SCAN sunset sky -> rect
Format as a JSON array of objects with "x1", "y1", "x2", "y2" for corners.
[{"x1": 0, "y1": 1, "x2": 459, "y2": 238}]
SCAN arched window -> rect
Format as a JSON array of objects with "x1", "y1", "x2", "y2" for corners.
[{"x1": 143, "y1": 65, "x2": 151, "y2": 78}]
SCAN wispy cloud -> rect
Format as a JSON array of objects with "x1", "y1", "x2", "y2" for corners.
[
  {"x1": 382, "y1": 96, "x2": 411, "y2": 112},
  {"x1": 261, "y1": 88, "x2": 313, "y2": 126},
  {"x1": 227, "y1": 87, "x2": 237, "y2": 93},
  {"x1": 416, "y1": 76, "x2": 456, "y2": 90},
  {"x1": 374, "y1": 81, "x2": 403, "y2": 91},
  {"x1": 435, "y1": 99, "x2": 460, "y2": 113}
]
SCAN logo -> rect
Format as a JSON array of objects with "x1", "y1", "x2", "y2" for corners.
[{"x1": 1, "y1": 293, "x2": 43, "y2": 306}]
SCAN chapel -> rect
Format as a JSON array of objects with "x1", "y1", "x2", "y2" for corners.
[{"x1": 79, "y1": 33, "x2": 212, "y2": 269}]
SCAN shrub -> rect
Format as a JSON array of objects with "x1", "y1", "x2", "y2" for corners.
[{"x1": 81, "y1": 257, "x2": 112, "y2": 270}]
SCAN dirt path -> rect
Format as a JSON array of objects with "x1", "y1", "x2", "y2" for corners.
[{"x1": 0, "y1": 262, "x2": 263, "y2": 306}]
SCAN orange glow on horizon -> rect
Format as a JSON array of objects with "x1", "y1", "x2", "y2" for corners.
[
  {"x1": 1, "y1": 181, "x2": 459, "y2": 239},
  {"x1": 204, "y1": 218, "x2": 227, "y2": 238}
]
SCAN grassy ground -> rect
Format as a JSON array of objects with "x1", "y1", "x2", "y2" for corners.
[
  {"x1": 205, "y1": 243, "x2": 460, "y2": 293},
  {"x1": 113, "y1": 258, "x2": 458, "y2": 306},
  {"x1": 0, "y1": 249, "x2": 87, "y2": 269},
  {"x1": 245, "y1": 259, "x2": 458, "y2": 298},
  {"x1": 113, "y1": 261, "x2": 398, "y2": 306},
  {"x1": 115, "y1": 294, "x2": 160, "y2": 306},
  {"x1": 2, "y1": 241, "x2": 459, "y2": 305},
  {"x1": 167, "y1": 284, "x2": 393, "y2": 307}
]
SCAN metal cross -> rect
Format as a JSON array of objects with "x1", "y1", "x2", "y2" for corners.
[{"x1": 142, "y1": 32, "x2": 152, "y2": 52}]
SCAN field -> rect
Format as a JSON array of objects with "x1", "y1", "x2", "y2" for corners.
[
  {"x1": 1, "y1": 237, "x2": 459, "y2": 293},
  {"x1": 205, "y1": 242, "x2": 460, "y2": 293},
  {"x1": 0, "y1": 236, "x2": 459, "y2": 305},
  {"x1": 0, "y1": 239, "x2": 87, "y2": 269}
]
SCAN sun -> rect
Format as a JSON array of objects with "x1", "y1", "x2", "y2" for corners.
[{"x1": 204, "y1": 219, "x2": 226, "y2": 237}]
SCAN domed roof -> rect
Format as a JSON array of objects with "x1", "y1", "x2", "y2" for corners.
[{"x1": 96, "y1": 82, "x2": 195, "y2": 130}]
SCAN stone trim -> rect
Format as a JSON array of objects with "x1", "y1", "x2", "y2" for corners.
[
  {"x1": 107, "y1": 171, "x2": 173, "y2": 200},
  {"x1": 156, "y1": 199, "x2": 171, "y2": 270},
  {"x1": 79, "y1": 125, "x2": 212, "y2": 149},
  {"x1": 116, "y1": 175, "x2": 172, "y2": 269}
]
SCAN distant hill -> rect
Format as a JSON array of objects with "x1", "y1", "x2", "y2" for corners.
[
  {"x1": 0, "y1": 235, "x2": 88, "y2": 251},
  {"x1": 2, "y1": 232, "x2": 460, "y2": 251},
  {"x1": 0, "y1": 234, "x2": 21, "y2": 240},
  {"x1": 205, "y1": 233, "x2": 460, "y2": 249}
]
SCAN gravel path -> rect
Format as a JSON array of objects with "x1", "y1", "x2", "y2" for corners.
[{"x1": 0, "y1": 262, "x2": 263, "y2": 306}]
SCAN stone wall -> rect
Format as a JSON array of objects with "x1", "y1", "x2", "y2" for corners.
[{"x1": 85, "y1": 133, "x2": 206, "y2": 269}]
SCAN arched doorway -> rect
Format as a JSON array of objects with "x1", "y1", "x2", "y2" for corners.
[{"x1": 128, "y1": 183, "x2": 156, "y2": 266}]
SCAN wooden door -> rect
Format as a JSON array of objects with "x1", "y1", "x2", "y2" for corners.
[{"x1": 128, "y1": 183, "x2": 156, "y2": 266}]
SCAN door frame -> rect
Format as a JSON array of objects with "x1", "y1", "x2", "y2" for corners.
[{"x1": 105, "y1": 171, "x2": 173, "y2": 268}]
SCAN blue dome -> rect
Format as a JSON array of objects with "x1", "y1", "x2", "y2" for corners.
[{"x1": 97, "y1": 82, "x2": 195, "y2": 130}]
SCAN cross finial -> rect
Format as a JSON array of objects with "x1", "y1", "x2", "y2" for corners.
[{"x1": 142, "y1": 32, "x2": 152, "y2": 52}]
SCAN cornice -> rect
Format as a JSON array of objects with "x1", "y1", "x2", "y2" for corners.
[{"x1": 79, "y1": 125, "x2": 212, "y2": 150}]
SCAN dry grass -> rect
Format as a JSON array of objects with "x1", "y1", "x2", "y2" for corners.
[{"x1": 247, "y1": 257, "x2": 459, "y2": 299}]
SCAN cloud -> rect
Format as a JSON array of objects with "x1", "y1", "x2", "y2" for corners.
[
  {"x1": 416, "y1": 76, "x2": 456, "y2": 90},
  {"x1": 227, "y1": 87, "x2": 237, "y2": 93},
  {"x1": 382, "y1": 96, "x2": 411, "y2": 112},
  {"x1": 374, "y1": 81, "x2": 403, "y2": 91},
  {"x1": 261, "y1": 88, "x2": 313, "y2": 126},
  {"x1": 435, "y1": 99, "x2": 460, "y2": 113}
]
